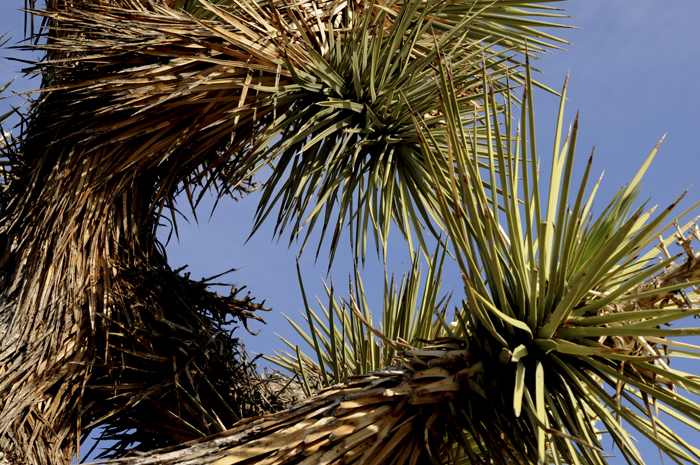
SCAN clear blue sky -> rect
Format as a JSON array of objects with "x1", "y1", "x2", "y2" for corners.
[{"x1": 2, "y1": 2, "x2": 700, "y2": 463}]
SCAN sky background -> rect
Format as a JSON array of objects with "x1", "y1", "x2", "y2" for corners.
[{"x1": 2, "y1": 1, "x2": 700, "y2": 463}]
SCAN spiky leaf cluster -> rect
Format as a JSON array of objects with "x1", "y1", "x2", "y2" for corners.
[
  {"x1": 414, "y1": 57, "x2": 700, "y2": 463},
  {"x1": 276, "y1": 58, "x2": 700, "y2": 464},
  {"x1": 238, "y1": 0, "x2": 571, "y2": 263}
]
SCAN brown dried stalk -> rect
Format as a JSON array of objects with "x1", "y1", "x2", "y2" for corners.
[{"x1": 618, "y1": 227, "x2": 700, "y2": 312}]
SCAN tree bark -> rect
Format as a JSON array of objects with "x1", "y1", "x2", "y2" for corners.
[
  {"x1": 90, "y1": 339, "x2": 501, "y2": 465},
  {"x1": 0, "y1": 1, "x2": 299, "y2": 462}
]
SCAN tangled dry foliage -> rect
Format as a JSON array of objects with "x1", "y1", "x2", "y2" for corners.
[
  {"x1": 96, "y1": 338, "x2": 492, "y2": 465},
  {"x1": 0, "y1": 0, "x2": 318, "y2": 462}
]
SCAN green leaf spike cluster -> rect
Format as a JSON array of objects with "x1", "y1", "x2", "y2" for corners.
[
  {"x1": 270, "y1": 245, "x2": 451, "y2": 390},
  {"x1": 419, "y1": 58, "x2": 700, "y2": 462},
  {"x1": 284, "y1": 59, "x2": 700, "y2": 463},
  {"x1": 232, "y1": 0, "x2": 572, "y2": 265}
]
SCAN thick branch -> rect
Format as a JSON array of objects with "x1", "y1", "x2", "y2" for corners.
[{"x1": 89, "y1": 340, "x2": 527, "y2": 465}]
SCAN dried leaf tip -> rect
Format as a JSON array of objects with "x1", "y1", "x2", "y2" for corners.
[
  {"x1": 667, "y1": 187, "x2": 691, "y2": 211},
  {"x1": 656, "y1": 133, "x2": 667, "y2": 149}
]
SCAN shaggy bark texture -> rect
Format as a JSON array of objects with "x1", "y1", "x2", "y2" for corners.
[
  {"x1": 85, "y1": 339, "x2": 509, "y2": 465},
  {"x1": 0, "y1": 0, "x2": 305, "y2": 462}
]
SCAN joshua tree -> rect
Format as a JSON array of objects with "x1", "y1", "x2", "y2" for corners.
[
  {"x1": 0, "y1": 0, "x2": 573, "y2": 463},
  {"x1": 71, "y1": 61, "x2": 700, "y2": 465},
  {"x1": 138, "y1": 37, "x2": 700, "y2": 463},
  {"x1": 5, "y1": 0, "x2": 700, "y2": 463}
]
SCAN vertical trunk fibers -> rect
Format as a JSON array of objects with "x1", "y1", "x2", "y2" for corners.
[
  {"x1": 0, "y1": 108, "x2": 289, "y2": 463},
  {"x1": 0, "y1": 137, "x2": 151, "y2": 463},
  {"x1": 0, "y1": 1, "x2": 302, "y2": 462}
]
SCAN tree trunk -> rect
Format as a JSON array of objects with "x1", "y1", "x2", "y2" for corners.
[
  {"x1": 0, "y1": 118, "x2": 289, "y2": 462},
  {"x1": 0, "y1": 142, "x2": 149, "y2": 463},
  {"x1": 0, "y1": 1, "x2": 300, "y2": 462}
]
